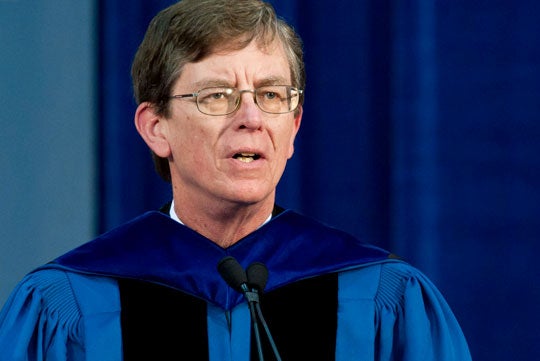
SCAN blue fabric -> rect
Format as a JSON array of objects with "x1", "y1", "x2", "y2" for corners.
[
  {"x1": 98, "y1": 1, "x2": 540, "y2": 360},
  {"x1": 0, "y1": 211, "x2": 470, "y2": 360},
  {"x1": 0, "y1": 262, "x2": 471, "y2": 361},
  {"x1": 0, "y1": 270, "x2": 121, "y2": 361},
  {"x1": 336, "y1": 264, "x2": 471, "y2": 360}
]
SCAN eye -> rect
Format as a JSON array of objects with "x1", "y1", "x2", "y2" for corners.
[
  {"x1": 210, "y1": 92, "x2": 227, "y2": 100},
  {"x1": 199, "y1": 87, "x2": 234, "y2": 104},
  {"x1": 264, "y1": 91, "x2": 278, "y2": 100},
  {"x1": 261, "y1": 87, "x2": 287, "y2": 101}
]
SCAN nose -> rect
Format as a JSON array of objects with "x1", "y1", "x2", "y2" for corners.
[
  {"x1": 237, "y1": 89, "x2": 259, "y2": 109},
  {"x1": 235, "y1": 90, "x2": 263, "y2": 129}
]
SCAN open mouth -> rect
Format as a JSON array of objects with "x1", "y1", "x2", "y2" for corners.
[{"x1": 233, "y1": 152, "x2": 261, "y2": 163}]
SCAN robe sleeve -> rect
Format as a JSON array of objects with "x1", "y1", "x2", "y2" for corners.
[
  {"x1": 0, "y1": 268, "x2": 122, "y2": 361},
  {"x1": 374, "y1": 261, "x2": 472, "y2": 361},
  {"x1": 337, "y1": 260, "x2": 471, "y2": 360},
  {"x1": 0, "y1": 269, "x2": 85, "y2": 361}
]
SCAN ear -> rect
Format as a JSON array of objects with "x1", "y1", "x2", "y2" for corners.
[
  {"x1": 134, "y1": 102, "x2": 171, "y2": 158},
  {"x1": 287, "y1": 105, "x2": 303, "y2": 158}
]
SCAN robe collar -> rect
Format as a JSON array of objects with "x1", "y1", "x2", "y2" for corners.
[{"x1": 48, "y1": 209, "x2": 389, "y2": 310}]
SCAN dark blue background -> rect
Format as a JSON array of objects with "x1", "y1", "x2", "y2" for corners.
[{"x1": 97, "y1": 1, "x2": 540, "y2": 360}]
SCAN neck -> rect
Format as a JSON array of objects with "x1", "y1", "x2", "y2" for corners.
[{"x1": 171, "y1": 198, "x2": 274, "y2": 248}]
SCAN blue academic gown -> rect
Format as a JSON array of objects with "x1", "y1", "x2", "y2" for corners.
[{"x1": 0, "y1": 209, "x2": 472, "y2": 360}]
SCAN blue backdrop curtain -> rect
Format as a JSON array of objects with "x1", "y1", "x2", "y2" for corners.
[{"x1": 98, "y1": 1, "x2": 540, "y2": 360}]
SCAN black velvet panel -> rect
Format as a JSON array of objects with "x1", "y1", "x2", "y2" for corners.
[
  {"x1": 119, "y1": 279, "x2": 209, "y2": 361},
  {"x1": 252, "y1": 273, "x2": 338, "y2": 360}
]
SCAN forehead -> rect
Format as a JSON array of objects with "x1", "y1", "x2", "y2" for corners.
[{"x1": 176, "y1": 40, "x2": 291, "y2": 88}]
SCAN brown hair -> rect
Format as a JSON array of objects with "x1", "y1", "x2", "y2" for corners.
[{"x1": 131, "y1": 0, "x2": 305, "y2": 182}]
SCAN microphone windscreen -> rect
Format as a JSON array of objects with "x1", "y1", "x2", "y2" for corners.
[
  {"x1": 247, "y1": 262, "x2": 268, "y2": 292},
  {"x1": 217, "y1": 256, "x2": 248, "y2": 292}
]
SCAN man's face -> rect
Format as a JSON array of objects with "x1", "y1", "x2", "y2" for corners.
[{"x1": 163, "y1": 40, "x2": 302, "y2": 208}]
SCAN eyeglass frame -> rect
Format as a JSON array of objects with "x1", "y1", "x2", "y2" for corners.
[{"x1": 168, "y1": 85, "x2": 303, "y2": 116}]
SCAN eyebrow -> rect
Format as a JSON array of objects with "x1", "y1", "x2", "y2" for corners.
[
  {"x1": 256, "y1": 76, "x2": 290, "y2": 87},
  {"x1": 190, "y1": 76, "x2": 291, "y2": 90},
  {"x1": 191, "y1": 79, "x2": 231, "y2": 89}
]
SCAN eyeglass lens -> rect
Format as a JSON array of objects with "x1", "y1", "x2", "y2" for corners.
[{"x1": 196, "y1": 86, "x2": 300, "y2": 115}]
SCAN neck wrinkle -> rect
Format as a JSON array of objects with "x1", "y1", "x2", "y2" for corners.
[{"x1": 169, "y1": 199, "x2": 273, "y2": 248}]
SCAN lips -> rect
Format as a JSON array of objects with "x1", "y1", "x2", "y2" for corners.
[{"x1": 233, "y1": 152, "x2": 261, "y2": 163}]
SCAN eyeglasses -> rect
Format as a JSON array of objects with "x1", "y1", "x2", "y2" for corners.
[{"x1": 169, "y1": 85, "x2": 303, "y2": 116}]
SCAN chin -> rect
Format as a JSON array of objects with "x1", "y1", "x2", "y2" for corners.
[{"x1": 226, "y1": 187, "x2": 274, "y2": 205}]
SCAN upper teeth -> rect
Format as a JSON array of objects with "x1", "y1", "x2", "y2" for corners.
[{"x1": 236, "y1": 153, "x2": 256, "y2": 163}]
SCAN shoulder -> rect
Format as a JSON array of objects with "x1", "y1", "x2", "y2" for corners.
[
  {"x1": 17, "y1": 268, "x2": 81, "y2": 315},
  {"x1": 0, "y1": 268, "x2": 85, "y2": 353},
  {"x1": 338, "y1": 259, "x2": 442, "y2": 306},
  {"x1": 20, "y1": 267, "x2": 121, "y2": 317},
  {"x1": 0, "y1": 268, "x2": 123, "y2": 360},
  {"x1": 336, "y1": 261, "x2": 472, "y2": 360}
]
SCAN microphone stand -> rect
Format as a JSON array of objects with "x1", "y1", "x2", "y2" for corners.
[
  {"x1": 240, "y1": 283, "x2": 265, "y2": 361},
  {"x1": 254, "y1": 301, "x2": 282, "y2": 361}
]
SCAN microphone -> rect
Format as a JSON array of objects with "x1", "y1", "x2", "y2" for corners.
[
  {"x1": 217, "y1": 256, "x2": 265, "y2": 360},
  {"x1": 246, "y1": 262, "x2": 268, "y2": 292}
]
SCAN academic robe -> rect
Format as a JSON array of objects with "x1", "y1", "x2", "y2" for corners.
[{"x1": 0, "y1": 209, "x2": 472, "y2": 360}]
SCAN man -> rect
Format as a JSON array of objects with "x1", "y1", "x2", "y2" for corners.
[{"x1": 0, "y1": 0, "x2": 471, "y2": 360}]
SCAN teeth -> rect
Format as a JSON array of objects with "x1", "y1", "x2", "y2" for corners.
[
  {"x1": 237, "y1": 156, "x2": 254, "y2": 163},
  {"x1": 235, "y1": 152, "x2": 257, "y2": 163}
]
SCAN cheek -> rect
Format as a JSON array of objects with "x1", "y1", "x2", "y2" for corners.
[
  {"x1": 282, "y1": 124, "x2": 298, "y2": 158},
  {"x1": 172, "y1": 123, "x2": 215, "y2": 164},
  {"x1": 169, "y1": 115, "x2": 196, "y2": 147}
]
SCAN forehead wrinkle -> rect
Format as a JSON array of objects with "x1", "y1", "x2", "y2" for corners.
[
  {"x1": 179, "y1": 42, "x2": 291, "y2": 90},
  {"x1": 236, "y1": 61, "x2": 290, "y2": 88}
]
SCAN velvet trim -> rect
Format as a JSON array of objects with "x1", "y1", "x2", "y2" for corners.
[
  {"x1": 119, "y1": 278, "x2": 209, "y2": 361},
  {"x1": 252, "y1": 273, "x2": 338, "y2": 360},
  {"x1": 49, "y1": 209, "x2": 389, "y2": 310}
]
